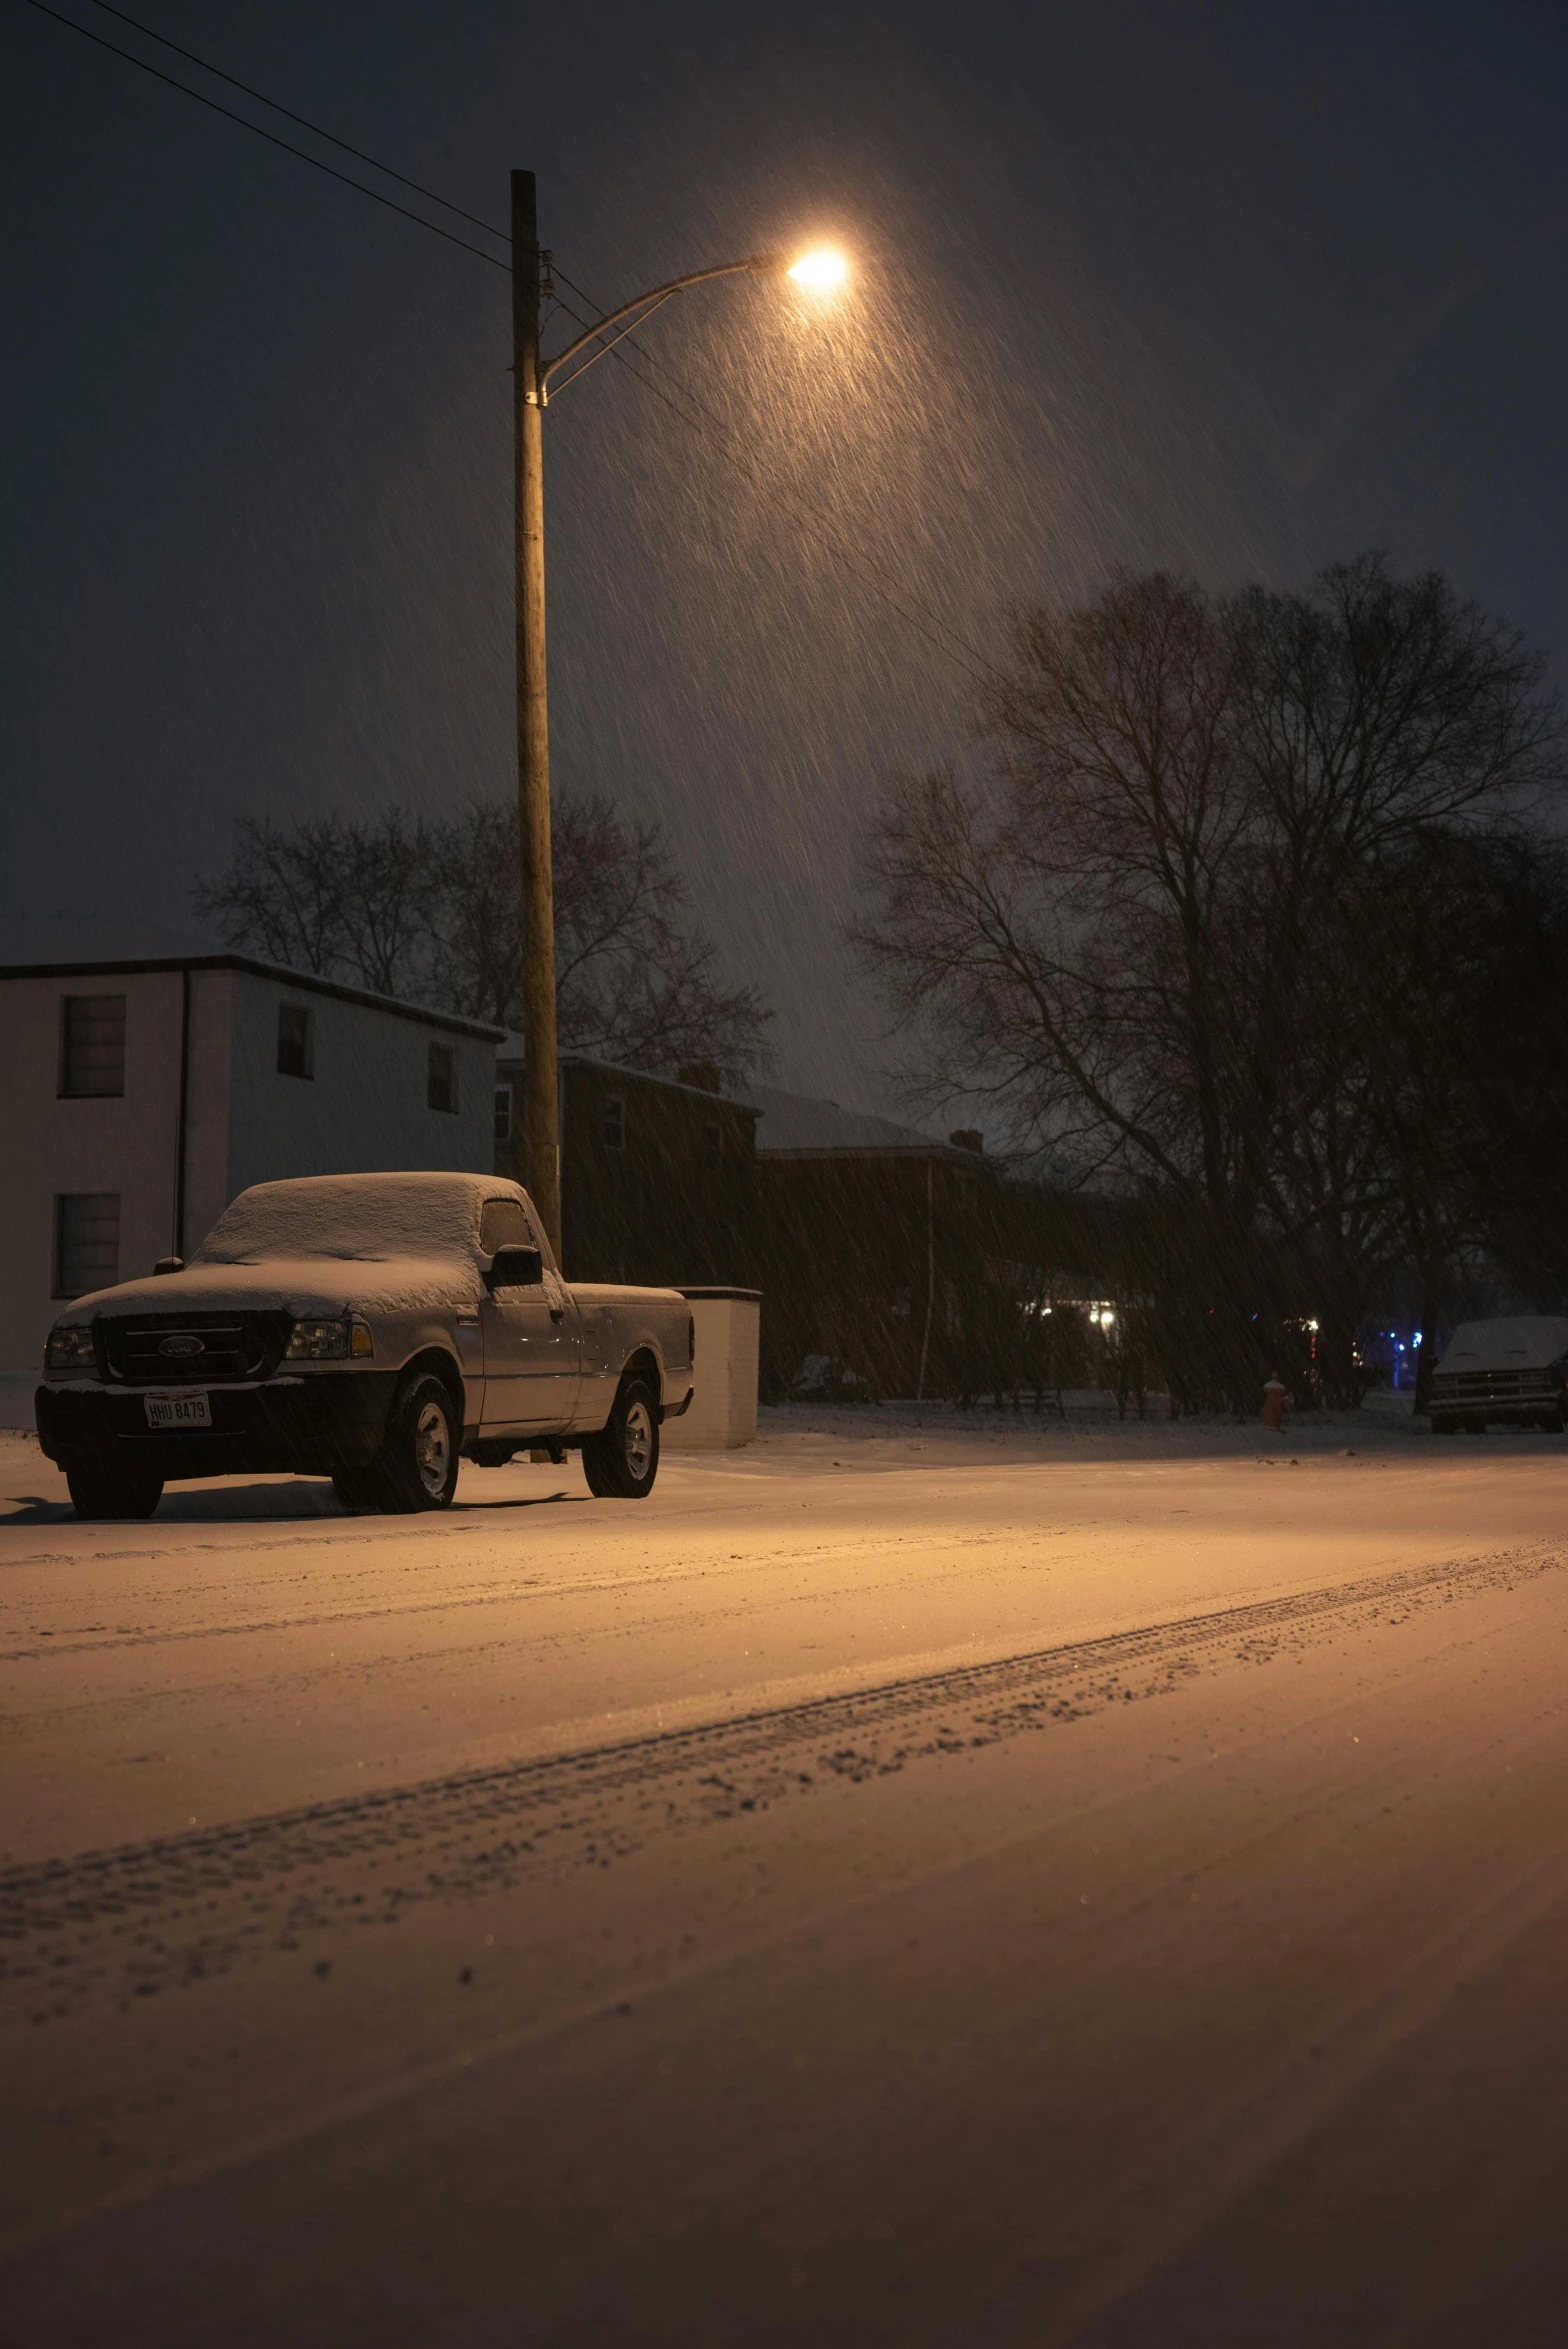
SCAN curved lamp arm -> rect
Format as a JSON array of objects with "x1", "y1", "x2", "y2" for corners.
[{"x1": 539, "y1": 255, "x2": 784, "y2": 403}]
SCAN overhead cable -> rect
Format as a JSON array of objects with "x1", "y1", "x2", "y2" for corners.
[
  {"x1": 17, "y1": 0, "x2": 512, "y2": 272},
  {"x1": 18, "y1": 0, "x2": 1003, "y2": 682},
  {"x1": 77, "y1": 0, "x2": 511, "y2": 243}
]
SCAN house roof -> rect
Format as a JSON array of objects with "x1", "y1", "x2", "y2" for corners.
[
  {"x1": 496, "y1": 1039, "x2": 760, "y2": 1113},
  {"x1": 744, "y1": 1083, "x2": 983, "y2": 1163},
  {"x1": 494, "y1": 1051, "x2": 977, "y2": 1159},
  {"x1": 0, "y1": 944, "x2": 505, "y2": 1042}
]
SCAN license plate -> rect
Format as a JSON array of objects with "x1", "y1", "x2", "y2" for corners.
[{"x1": 144, "y1": 1390, "x2": 211, "y2": 1430}]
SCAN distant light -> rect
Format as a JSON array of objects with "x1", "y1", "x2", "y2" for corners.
[{"x1": 787, "y1": 248, "x2": 849, "y2": 291}]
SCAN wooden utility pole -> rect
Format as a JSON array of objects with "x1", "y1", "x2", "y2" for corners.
[
  {"x1": 503, "y1": 198, "x2": 828, "y2": 1257},
  {"x1": 511, "y1": 168, "x2": 561, "y2": 1259}
]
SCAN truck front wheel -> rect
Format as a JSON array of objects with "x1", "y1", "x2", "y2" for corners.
[
  {"x1": 334, "y1": 1373, "x2": 460, "y2": 1513},
  {"x1": 582, "y1": 1376, "x2": 660, "y2": 1500},
  {"x1": 65, "y1": 1461, "x2": 163, "y2": 1520}
]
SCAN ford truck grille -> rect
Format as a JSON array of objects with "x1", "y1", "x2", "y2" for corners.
[
  {"x1": 98, "y1": 1311, "x2": 294, "y2": 1385},
  {"x1": 1432, "y1": 1369, "x2": 1558, "y2": 1402}
]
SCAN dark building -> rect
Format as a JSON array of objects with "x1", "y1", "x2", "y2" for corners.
[
  {"x1": 746, "y1": 1087, "x2": 1139, "y2": 1403},
  {"x1": 494, "y1": 1052, "x2": 1132, "y2": 1402},
  {"x1": 494, "y1": 1044, "x2": 759, "y2": 1289},
  {"x1": 746, "y1": 1087, "x2": 1000, "y2": 1400}
]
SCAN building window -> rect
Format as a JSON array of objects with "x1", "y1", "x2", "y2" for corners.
[
  {"x1": 428, "y1": 1043, "x2": 458, "y2": 1114},
  {"x1": 54, "y1": 1193, "x2": 120, "y2": 1298},
  {"x1": 58, "y1": 995, "x2": 126, "y2": 1098},
  {"x1": 603, "y1": 1095, "x2": 626, "y2": 1151},
  {"x1": 277, "y1": 1002, "x2": 314, "y2": 1078},
  {"x1": 705, "y1": 1121, "x2": 722, "y2": 1165},
  {"x1": 494, "y1": 1083, "x2": 513, "y2": 1143}
]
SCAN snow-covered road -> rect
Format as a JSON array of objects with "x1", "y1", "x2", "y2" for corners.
[{"x1": 5, "y1": 1408, "x2": 1568, "y2": 2342}]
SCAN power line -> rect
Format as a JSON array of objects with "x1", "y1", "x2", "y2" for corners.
[
  {"x1": 17, "y1": 0, "x2": 512, "y2": 273},
  {"x1": 18, "y1": 0, "x2": 1002, "y2": 682},
  {"x1": 78, "y1": 0, "x2": 510, "y2": 244}
]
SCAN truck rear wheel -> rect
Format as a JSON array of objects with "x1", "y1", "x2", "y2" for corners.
[
  {"x1": 66, "y1": 1462, "x2": 163, "y2": 1520},
  {"x1": 582, "y1": 1376, "x2": 659, "y2": 1500}
]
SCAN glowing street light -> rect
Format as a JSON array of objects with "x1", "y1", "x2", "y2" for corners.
[
  {"x1": 786, "y1": 248, "x2": 850, "y2": 290},
  {"x1": 510, "y1": 172, "x2": 849, "y2": 1253}
]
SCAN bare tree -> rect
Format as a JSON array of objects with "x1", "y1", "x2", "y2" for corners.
[
  {"x1": 192, "y1": 812, "x2": 438, "y2": 992},
  {"x1": 196, "y1": 792, "x2": 774, "y2": 1081},
  {"x1": 1225, "y1": 561, "x2": 1558, "y2": 1324},
  {"x1": 857, "y1": 557, "x2": 1563, "y2": 1404},
  {"x1": 1358, "y1": 825, "x2": 1568, "y2": 1366}
]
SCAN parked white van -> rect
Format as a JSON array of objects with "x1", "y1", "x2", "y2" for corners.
[{"x1": 1427, "y1": 1316, "x2": 1568, "y2": 1434}]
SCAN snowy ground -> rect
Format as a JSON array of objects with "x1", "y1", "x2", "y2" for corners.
[
  {"x1": 764, "y1": 1382, "x2": 1430, "y2": 1453},
  {"x1": 5, "y1": 1401, "x2": 1568, "y2": 2342}
]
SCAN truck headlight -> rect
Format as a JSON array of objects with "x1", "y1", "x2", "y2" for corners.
[
  {"x1": 44, "y1": 1322, "x2": 96, "y2": 1372},
  {"x1": 285, "y1": 1316, "x2": 373, "y2": 1361}
]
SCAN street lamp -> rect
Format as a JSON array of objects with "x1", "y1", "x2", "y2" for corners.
[{"x1": 510, "y1": 169, "x2": 848, "y2": 1258}]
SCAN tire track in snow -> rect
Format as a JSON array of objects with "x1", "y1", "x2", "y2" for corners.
[{"x1": 3, "y1": 1542, "x2": 1557, "y2": 2022}]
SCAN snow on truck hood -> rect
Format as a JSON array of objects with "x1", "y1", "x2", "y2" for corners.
[
  {"x1": 76, "y1": 1255, "x2": 477, "y2": 1320},
  {"x1": 1437, "y1": 1317, "x2": 1568, "y2": 1373},
  {"x1": 56, "y1": 1173, "x2": 524, "y2": 1323}
]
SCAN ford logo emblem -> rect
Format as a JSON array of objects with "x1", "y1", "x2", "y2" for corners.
[{"x1": 159, "y1": 1334, "x2": 205, "y2": 1358}]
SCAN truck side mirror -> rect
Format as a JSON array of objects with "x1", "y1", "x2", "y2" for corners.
[{"x1": 485, "y1": 1244, "x2": 544, "y2": 1292}]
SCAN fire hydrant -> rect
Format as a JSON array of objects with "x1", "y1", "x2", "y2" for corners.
[{"x1": 1262, "y1": 1373, "x2": 1293, "y2": 1431}]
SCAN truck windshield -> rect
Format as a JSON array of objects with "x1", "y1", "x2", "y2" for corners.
[{"x1": 193, "y1": 1177, "x2": 480, "y2": 1264}]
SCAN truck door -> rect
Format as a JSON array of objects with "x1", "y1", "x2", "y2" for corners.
[{"x1": 477, "y1": 1199, "x2": 581, "y2": 1433}]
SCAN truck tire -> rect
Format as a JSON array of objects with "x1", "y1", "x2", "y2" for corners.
[
  {"x1": 66, "y1": 1462, "x2": 163, "y2": 1520},
  {"x1": 582, "y1": 1375, "x2": 659, "y2": 1500},
  {"x1": 337, "y1": 1372, "x2": 460, "y2": 1514}
]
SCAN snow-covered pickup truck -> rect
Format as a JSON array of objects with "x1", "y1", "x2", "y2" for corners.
[
  {"x1": 36, "y1": 1172, "x2": 694, "y2": 1521},
  {"x1": 1427, "y1": 1315, "x2": 1568, "y2": 1434}
]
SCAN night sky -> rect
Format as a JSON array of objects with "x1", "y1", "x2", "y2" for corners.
[{"x1": 5, "y1": 0, "x2": 1566, "y2": 1115}]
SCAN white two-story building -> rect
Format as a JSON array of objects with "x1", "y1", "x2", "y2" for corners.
[{"x1": 0, "y1": 949, "x2": 502, "y2": 1418}]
